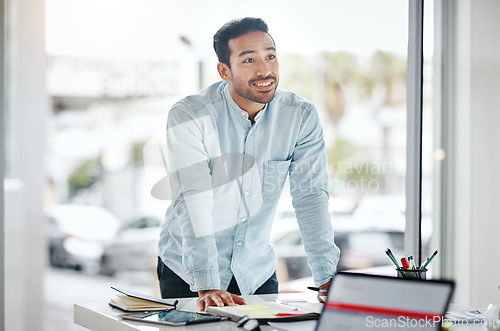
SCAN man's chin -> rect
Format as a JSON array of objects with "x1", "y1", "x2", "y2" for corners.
[
  {"x1": 254, "y1": 90, "x2": 276, "y2": 104},
  {"x1": 234, "y1": 85, "x2": 277, "y2": 104}
]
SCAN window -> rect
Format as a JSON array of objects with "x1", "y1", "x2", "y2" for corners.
[{"x1": 38, "y1": 0, "x2": 430, "y2": 327}]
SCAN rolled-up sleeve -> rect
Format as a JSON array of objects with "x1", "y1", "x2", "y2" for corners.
[
  {"x1": 289, "y1": 105, "x2": 340, "y2": 286},
  {"x1": 166, "y1": 105, "x2": 221, "y2": 291}
]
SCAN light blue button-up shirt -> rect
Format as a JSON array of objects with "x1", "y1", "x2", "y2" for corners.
[{"x1": 158, "y1": 81, "x2": 340, "y2": 295}]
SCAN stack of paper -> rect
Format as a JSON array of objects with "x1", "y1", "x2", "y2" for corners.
[
  {"x1": 108, "y1": 287, "x2": 178, "y2": 312},
  {"x1": 444, "y1": 308, "x2": 486, "y2": 323},
  {"x1": 206, "y1": 302, "x2": 320, "y2": 322},
  {"x1": 110, "y1": 295, "x2": 176, "y2": 312}
]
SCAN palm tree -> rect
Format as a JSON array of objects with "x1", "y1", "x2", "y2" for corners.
[
  {"x1": 323, "y1": 52, "x2": 359, "y2": 125},
  {"x1": 368, "y1": 50, "x2": 407, "y2": 107}
]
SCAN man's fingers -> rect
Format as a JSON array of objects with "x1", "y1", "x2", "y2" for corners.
[
  {"x1": 197, "y1": 290, "x2": 244, "y2": 311},
  {"x1": 231, "y1": 294, "x2": 246, "y2": 305},
  {"x1": 317, "y1": 290, "x2": 328, "y2": 303},
  {"x1": 212, "y1": 295, "x2": 224, "y2": 307},
  {"x1": 197, "y1": 298, "x2": 206, "y2": 311},
  {"x1": 219, "y1": 292, "x2": 235, "y2": 306}
]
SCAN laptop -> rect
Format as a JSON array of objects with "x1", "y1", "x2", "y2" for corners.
[{"x1": 315, "y1": 272, "x2": 455, "y2": 331}]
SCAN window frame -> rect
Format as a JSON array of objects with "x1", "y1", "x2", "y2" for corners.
[
  {"x1": 1, "y1": 0, "x2": 6, "y2": 328},
  {"x1": 405, "y1": 0, "x2": 425, "y2": 264}
]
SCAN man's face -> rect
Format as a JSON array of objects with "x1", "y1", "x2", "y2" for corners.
[{"x1": 222, "y1": 31, "x2": 279, "y2": 109}]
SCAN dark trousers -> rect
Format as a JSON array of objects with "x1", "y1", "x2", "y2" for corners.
[{"x1": 157, "y1": 257, "x2": 278, "y2": 299}]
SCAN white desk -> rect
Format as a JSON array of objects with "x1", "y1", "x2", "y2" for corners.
[
  {"x1": 74, "y1": 292, "x2": 484, "y2": 331},
  {"x1": 74, "y1": 293, "x2": 320, "y2": 331}
]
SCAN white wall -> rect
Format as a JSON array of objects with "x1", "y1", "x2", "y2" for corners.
[
  {"x1": 4, "y1": 0, "x2": 47, "y2": 329},
  {"x1": 437, "y1": 0, "x2": 500, "y2": 308},
  {"x1": 468, "y1": 0, "x2": 500, "y2": 307},
  {"x1": 0, "y1": 0, "x2": 5, "y2": 328}
]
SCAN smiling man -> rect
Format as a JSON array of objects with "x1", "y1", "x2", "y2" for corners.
[
  {"x1": 218, "y1": 29, "x2": 278, "y2": 121},
  {"x1": 157, "y1": 17, "x2": 340, "y2": 311}
]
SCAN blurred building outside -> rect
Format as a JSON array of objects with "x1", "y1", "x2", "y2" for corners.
[
  {"x1": 41, "y1": 21, "x2": 438, "y2": 287},
  {"x1": 44, "y1": 48, "x2": 429, "y2": 224}
]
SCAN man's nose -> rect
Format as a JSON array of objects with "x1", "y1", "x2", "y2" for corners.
[{"x1": 255, "y1": 60, "x2": 272, "y2": 76}]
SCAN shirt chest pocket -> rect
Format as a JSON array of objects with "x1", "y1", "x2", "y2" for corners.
[{"x1": 262, "y1": 159, "x2": 291, "y2": 199}]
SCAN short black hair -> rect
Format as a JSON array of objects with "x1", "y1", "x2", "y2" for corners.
[{"x1": 213, "y1": 17, "x2": 272, "y2": 68}]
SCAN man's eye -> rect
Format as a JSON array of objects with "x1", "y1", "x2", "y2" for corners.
[
  {"x1": 267, "y1": 54, "x2": 276, "y2": 60},
  {"x1": 243, "y1": 58, "x2": 254, "y2": 63}
]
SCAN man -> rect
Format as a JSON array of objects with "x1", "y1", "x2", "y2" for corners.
[{"x1": 157, "y1": 17, "x2": 340, "y2": 311}]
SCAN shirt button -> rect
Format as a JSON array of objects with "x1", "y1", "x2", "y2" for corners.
[
  {"x1": 241, "y1": 111, "x2": 246, "y2": 116},
  {"x1": 246, "y1": 162, "x2": 251, "y2": 167},
  {"x1": 191, "y1": 280, "x2": 194, "y2": 285},
  {"x1": 232, "y1": 264, "x2": 236, "y2": 269},
  {"x1": 237, "y1": 241, "x2": 242, "y2": 247},
  {"x1": 241, "y1": 217, "x2": 247, "y2": 222},
  {"x1": 249, "y1": 129, "x2": 253, "y2": 134},
  {"x1": 244, "y1": 191, "x2": 250, "y2": 196}
]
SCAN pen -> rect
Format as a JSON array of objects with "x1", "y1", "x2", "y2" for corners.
[
  {"x1": 307, "y1": 286, "x2": 328, "y2": 294},
  {"x1": 274, "y1": 313, "x2": 303, "y2": 317},
  {"x1": 385, "y1": 249, "x2": 400, "y2": 269},
  {"x1": 420, "y1": 250, "x2": 438, "y2": 270},
  {"x1": 401, "y1": 257, "x2": 410, "y2": 269},
  {"x1": 409, "y1": 256, "x2": 416, "y2": 269}
]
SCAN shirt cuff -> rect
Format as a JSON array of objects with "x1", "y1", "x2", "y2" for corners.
[
  {"x1": 311, "y1": 266, "x2": 337, "y2": 287},
  {"x1": 188, "y1": 269, "x2": 221, "y2": 292}
]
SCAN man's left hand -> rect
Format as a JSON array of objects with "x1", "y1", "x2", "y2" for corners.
[{"x1": 317, "y1": 279, "x2": 332, "y2": 303}]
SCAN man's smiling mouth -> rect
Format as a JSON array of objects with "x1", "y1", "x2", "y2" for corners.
[{"x1": 251, "y1": 77, "x2": 276, "y2": 91}]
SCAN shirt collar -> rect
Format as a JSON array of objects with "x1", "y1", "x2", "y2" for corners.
[{"x1": 223, "y1": 83, "x2": 269, "y2": 123}]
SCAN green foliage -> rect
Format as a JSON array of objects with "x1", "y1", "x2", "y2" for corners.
[
  {"x1": 326, "y1": 137, "x2": 356, "y2": 171},
  {"x1": 326, "y1": 138, "x2": 385, "y2": 195},
  {"x1": 131, "y1": 140, "x2": 148, "y2": 165},
  {"x1": 67, "y1": 157, "x2": 102, "y2": 196},
  {"x1": 320, "y1": 50, "x2": 407, "y2": 125},
  {"x1": 277, "y1": 50, "x2": 406, "y2": 127},
  {"x1": 278, "y1": 54, "x2": 313, "y2": 100},
  {"x1": 323, "y1": 52, "x2": 359, "y2": 124},
  {"x1": 367, "y1": 50, "x2": 407, "y2": 105}
]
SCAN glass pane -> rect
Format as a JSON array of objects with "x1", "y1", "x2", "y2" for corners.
[
  {"x1": 268, "y1": 0, "x2": 410, "y2": 284},
  {"x1": 43, "y1": 0, "x2": 419, "y2": 328}
]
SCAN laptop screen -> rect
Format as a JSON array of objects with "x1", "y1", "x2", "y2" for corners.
[{"x1": 315, "y1": 272, "x2": 454, "y2": 331}]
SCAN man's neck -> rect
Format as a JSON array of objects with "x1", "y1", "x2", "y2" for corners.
[{"x1": 228, "y1": 89, "x2": 266, "y2": 124}]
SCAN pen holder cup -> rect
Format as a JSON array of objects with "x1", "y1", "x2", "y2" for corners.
[{"x1": 397, "y1": 268, "x2": 427, "y2": 280}]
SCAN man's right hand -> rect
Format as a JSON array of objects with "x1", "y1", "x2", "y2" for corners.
[{"x1": 197, "y1": 289, "x2": 246, "y2": 311}]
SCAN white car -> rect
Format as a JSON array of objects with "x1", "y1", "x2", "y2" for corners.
[
  {"x1": 100, "y1": 214, "x2": 164, "y2": 276},
  {"x1": 47, "y1": 204, "x2": 121, "y2": 272}
]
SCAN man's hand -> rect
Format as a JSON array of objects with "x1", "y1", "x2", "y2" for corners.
[
  {"x1": 317, "y1": 279, "x2": 332, "y2": 303},
  {"x1": 197, "y1": 290, "x2": 246, "y2": 311}
]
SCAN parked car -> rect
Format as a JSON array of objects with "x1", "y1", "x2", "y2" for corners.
[
  {"x1": 270, "y1": 195, "x2": 431, "y2": 282},
  {"x1": 100, "y1": 214, "x2": 164, "y2": 276},
  {"x1": 270, "y1": 197, "x2": 357, "y2": 243},
  {"x1": 272, "y1": 225, "x2": 410, "y2": 281},
  {"x1": 47, "y1": 204, "x2": 121, "y2": 272}
]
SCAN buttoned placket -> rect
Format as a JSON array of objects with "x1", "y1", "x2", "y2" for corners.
[
  {"x1": 231, "y1": 122, "x2": 256, "y2": 273},
  {"x1": 224, "y1": 85, "x2": 267, "y2": 275}
]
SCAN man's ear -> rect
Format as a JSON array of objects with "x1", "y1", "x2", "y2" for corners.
[{"x1": 217, "y1": 62, "x2": 231, "y2": 82}]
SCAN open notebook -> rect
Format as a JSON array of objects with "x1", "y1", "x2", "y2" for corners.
[{"x1": 315, "y1": 272, "x2": 454, "y2": 331}]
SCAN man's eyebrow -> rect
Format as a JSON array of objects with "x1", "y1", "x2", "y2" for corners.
[
  {"x1": 237, "y1": 50, "x2": 256, "y2": 57},
  {"x1": 237, "y1": 47, "x2": 277, "y2": 57}
]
